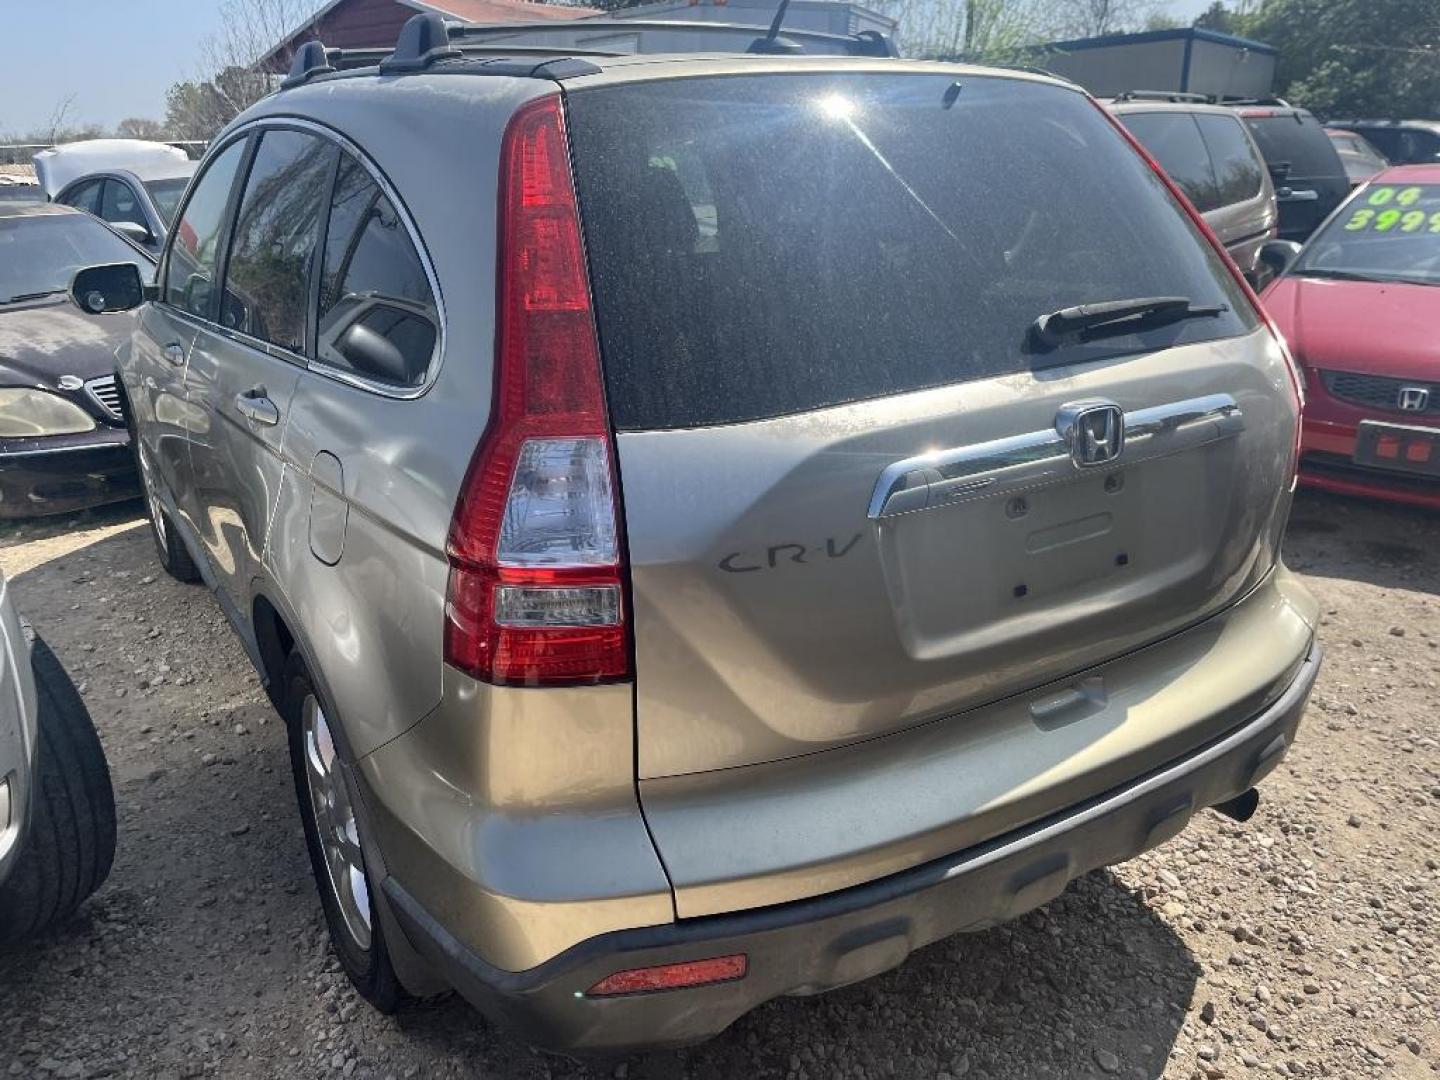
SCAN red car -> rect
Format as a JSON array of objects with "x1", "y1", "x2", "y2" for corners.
[{"x1": 1263, "y1": 164, "x2": 1440, "y2": 510}]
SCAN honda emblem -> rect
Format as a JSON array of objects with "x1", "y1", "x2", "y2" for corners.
[
  {"x1": 1057, "y1": 401, "x2": 1125, "y2": 468},
  {"x1": 1398, "y1": 386, "x2": 1430, "y2": 412}
]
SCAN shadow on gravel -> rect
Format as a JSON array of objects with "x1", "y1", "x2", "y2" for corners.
[
  {"x1": 0, "y1": 499, "x2": 144, "y2": 550},
  {"x1": 1284, "y1": 489, "x2": 1440, "y2": 595},
  {"x1": 389, "y1": 868, "x2": 1200, "y2": 1080}
]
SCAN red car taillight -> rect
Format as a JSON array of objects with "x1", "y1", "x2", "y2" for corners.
[
  {"x1": 1090, "y1": 97, "x2": 1305, "y2": 488},
  {"x1": 444, "y1": 94, "x2": 630, "y2": 687}
]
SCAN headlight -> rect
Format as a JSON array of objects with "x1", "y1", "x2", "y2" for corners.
[{"x1": 0, "y1": 388, "x2": 96, "y2": 438}]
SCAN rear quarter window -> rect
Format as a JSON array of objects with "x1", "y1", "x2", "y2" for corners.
[
  {"x1": 1195, "y1": 114, "x2": 1265, "y2": 205},
  {"x1": 567, "y1": 74, "x2": 1256, "y2": 430},
  {"x1": 1121, "y1": 112, "x2": 1221, "y2": 212},
  {"x1": 1244, "y1": 114, "x2": 1345, "y2": 181}
]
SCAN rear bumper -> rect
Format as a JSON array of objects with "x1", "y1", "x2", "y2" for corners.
[
  {"x1": 0, "y1": 431, "x2": 137, "y2": 519},
  {"x1": 385, "y1": 639, "x2": 1320, "y2": 1054}
]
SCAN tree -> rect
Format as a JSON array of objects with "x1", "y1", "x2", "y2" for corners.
[
  {"x1": 116, "y1": 117, "x2": 168, "y2": 141},
  {"x1": 1055, "y1": 0, "x2": 1161, "y2": 38},
  {"x1": 1242, "y1": 0, "x2": 1440, "y2": 117},
  {"x1": 161, "y1": 0, "x2": 323, "y2": 141},
  {"x1": 882, "y1": 0, "x2": 1064, "y2": 60},
  {"x1": 1192, "y1": 1, "x2": 1235, "y2": 31},
  {"x1": 46, "y1": 94, "x2": 78, "y2": 145}
]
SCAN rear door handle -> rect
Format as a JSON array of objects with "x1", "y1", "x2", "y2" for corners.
[
  {"x1": 1276, "y1": 187, "x2": 1320, "y2": 202},
  {"x1": 235, "y1": 389, "x2": 280, "y2": 427},
  {"x1": 163, "y1": 343, "x2": 186, "y2": 366}
]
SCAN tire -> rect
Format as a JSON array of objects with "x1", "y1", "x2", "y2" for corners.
[
  {"x1": 0, "y1": 637, "x2": 117, "y2": 946},
  {"x1": 282, "y1": 651, "x2": 401, "y2": 1012},
  {"x1": 133, "y1": 431, "x2": 199, "y2": 584}
]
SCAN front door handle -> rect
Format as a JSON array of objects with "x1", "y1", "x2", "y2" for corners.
[
  {"x1": 1276, "y1": 187, "x2": 1320, "y2": 202},
  {"x1": 163, "y1": 343, "x2": 186, "y2": 366},
  {"x1": 235, "y1": 389, "x2": 280, "y2": 427}
]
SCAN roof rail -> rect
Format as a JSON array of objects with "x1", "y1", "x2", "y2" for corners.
[
  {"x1": 282, "y1": 8, "x2": 899, "y2": 92},
  {"x1": 1217, "y1": 95, "x2": 1293, "y2": 108},
  {"x1": 1112, "y1": 90, "x2": 1213, "y2": 104},
  {"x1": 449, "y1": 17, "x2": 897, "y2": 57}
]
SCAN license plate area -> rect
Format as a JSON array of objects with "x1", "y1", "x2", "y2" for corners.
[{"x1": 1353, "y1": 420, "x2": 1440, "y2": 478}]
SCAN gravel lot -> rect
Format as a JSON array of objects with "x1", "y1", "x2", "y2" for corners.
[{"x1": 0, "y1": 490, "x2": 1436, "y2": 1080}]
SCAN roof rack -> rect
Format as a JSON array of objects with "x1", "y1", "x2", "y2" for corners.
[
  {"x1": 439, "y1": 15, "x2": 897, "y2": 59},
  {"x1": 1112, "y1": 90, "x2": 1213, "y2": 104},
  {"x1": 282, "y1": 7, "x2": 897, "y2": 86},
  {"x1": 1217, "y1": 96, "x2": 1293, "y2": 108}
]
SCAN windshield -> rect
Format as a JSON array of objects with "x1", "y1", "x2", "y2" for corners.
[
  {"x1": 143, "y1": 178, "x2": 190, "y2": 226},
  {"x1": 1294, "y1": 182, "x2": 1440, "y2": 285},
  {"x1": 0, "y1": 214, "x2": 149, "y2": 303}
]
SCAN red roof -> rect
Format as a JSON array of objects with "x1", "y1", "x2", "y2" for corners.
[
  {"x1": 425, "y1": 0, "x2": 597, "y2": 21},
  {"x1": 257, "y1": 0, "x2": 598, "y2": 71}
]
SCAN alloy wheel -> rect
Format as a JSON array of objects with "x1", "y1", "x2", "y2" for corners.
[{"x1": 301, "y1": 695, "x2": 372, "y2": 951}]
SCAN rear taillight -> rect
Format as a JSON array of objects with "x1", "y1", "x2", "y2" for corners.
[
  {"x1": 444, "y1": 94, "x2": 630, "y2": 686},
  {"x1": 1091, "y1": 97, "x2": 1305, "y2": 488}
]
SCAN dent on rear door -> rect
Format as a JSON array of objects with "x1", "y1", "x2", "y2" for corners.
[
  {"x1": 130, "y1": 304, "x2": 201, "y2": 516},
  {"x1": 183, "y1": 326, "x2": 301, "y2": 613}
]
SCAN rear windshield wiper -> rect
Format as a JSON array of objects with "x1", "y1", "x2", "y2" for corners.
[
  {"x1": 1029, "y1": 296, "x2": 1226, "y2": 351},
  {"x1": 1, "y1": 289, "x2": 65, "y2": 305}
]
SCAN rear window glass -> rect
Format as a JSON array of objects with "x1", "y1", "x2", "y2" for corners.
[
  {"x1": 568, "y1": 74, "x2": 1255, "y2": 431},
  {"x1": 1122, "y1": 113, "x2": 1221, "y2": 212},
  {"x1": 1244, "y1": 114, "x2": 1345, "y2": 180}
]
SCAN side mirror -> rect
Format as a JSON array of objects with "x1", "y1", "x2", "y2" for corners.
[
  {"x1": 70, "y1": 263, "x2": 147, "y2": 314},
  {"x1": 110, "y1": 220, "x2": 154, "y2": 246},
  {"x1": 1258, "y1": 239, "x2": 1303, "y2": 277}
]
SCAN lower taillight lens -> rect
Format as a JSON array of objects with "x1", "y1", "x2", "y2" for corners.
[{"x1": 586, "y1": 954, "x2": 748, "y2": 997}]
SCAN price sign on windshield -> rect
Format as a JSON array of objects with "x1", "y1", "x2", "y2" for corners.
[{"x1": 1342, "y1": 186, "x2": 1440, "y2": 234}]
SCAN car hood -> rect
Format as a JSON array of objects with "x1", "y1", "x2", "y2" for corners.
[
  {"x1": 0, "y1": 296, "x2": 133, "y2": 387},
  {"x1": 1264, "y1": 274, "x2": 1440, "y2": 381}
]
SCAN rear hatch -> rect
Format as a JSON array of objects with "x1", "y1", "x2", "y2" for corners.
[
  {"x1": 1242, "y1": 110, "x2": 1349, "y2": 241},
  {"x1": 565, "y1": 70, "x2": 1296, "y2": 780}
]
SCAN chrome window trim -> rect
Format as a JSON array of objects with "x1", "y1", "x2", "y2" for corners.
[{"x1": 156, "y1": 116, "x2": 446, "y2": 401}]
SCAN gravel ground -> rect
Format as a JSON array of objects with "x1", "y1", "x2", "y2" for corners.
[{"x1": 0, "y1": 490, "x2": 1436, "y2": 1080}]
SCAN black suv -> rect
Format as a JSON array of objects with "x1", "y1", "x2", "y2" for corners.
[{"x1": 1233, "y1": 104, "x2": 1349, "y2": 242}]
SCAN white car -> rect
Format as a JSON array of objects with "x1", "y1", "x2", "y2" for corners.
[
  {"x1": 34, "y1": 139, "x2": 196, "y2": 255},
  {"x1": 0, "y1": 570, "x2": 115, "y2": 944}
]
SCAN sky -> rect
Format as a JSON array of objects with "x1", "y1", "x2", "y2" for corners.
[{"x1": 0, "y1": 0, "x2": 1219, "y2": 136}]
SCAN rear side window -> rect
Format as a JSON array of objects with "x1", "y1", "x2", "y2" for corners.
[
  {"x1": 1396, "y1": 128, "x2": 1440, "y2": 164},
  {"x1": 315, "y1": 153, "x2": 438, "y2": 388},
  {"x1": 221, "y1": 129, "x2": 335, "y2": 354},
  {"x1": 1244, "y1": 114, "x2": 1345, "y2": 180},
  {"x1": 568, "y1": 74, "x2": 1255, "y2": 430},
  {"x1": 1122, "y1": 113, "x2": 1221, "y2": 212},
  {"x1": 64, "y1": 179, "x2": 103, "y2": 216},
  {"x1": 1195, "y1": 115, "x2": 1264, "y2": 205},
  {"x1": 164, "y1": 139, "x2": 247, "y2": 318}
]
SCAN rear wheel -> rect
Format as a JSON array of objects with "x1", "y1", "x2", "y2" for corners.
[
  {"x1": 0, "y1": 637, "x2": 117, "y2": 946},
  {"x1": 282, "y1": 652, "x2": 400, "y2": 1012},
  {"x1": 135, "y1": 436, "x2": 199, "y2": 583}
]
